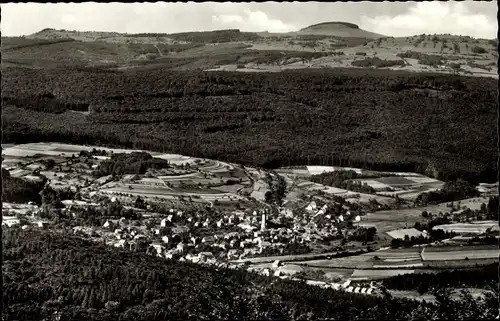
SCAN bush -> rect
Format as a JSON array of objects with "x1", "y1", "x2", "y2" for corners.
[
  {"x1": 471, "y1": 46, "x2": 487, "y2": 54},
  {"x1": 351, "y1": 57, "x2": 405, "y2": 68}
]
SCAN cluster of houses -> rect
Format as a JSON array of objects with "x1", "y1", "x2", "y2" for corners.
[
  {"x1": 250, "y1": 262, "x2": 378, "y2": 295},
  {"x1": 93, "y1": 197, "x2": 365, "y2": 265}
]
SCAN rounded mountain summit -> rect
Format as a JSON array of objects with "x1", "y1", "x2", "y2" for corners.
[
  {"x1": 258, "y1": 21, "x2": 385, "y2": 38},
  {"x1": 298, "y1": 21, "x2": 385, "y2": 38}
]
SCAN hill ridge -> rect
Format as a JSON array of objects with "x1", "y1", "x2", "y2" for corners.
[{"x1": 301, "y1": 21, "x2": 360, "y2": 30}]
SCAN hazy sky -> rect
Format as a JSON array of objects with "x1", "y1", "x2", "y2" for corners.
[{"x1": 2, "y1": 1, "x2": 498, "y2": 39}]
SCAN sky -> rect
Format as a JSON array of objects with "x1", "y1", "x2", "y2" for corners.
[{"x1": 1, "y1": 1, "x2": 498, "y2": 39}]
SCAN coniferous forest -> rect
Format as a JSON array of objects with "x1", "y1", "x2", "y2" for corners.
[
  {"x1": 2, "y1": 228, "x2": 498, "y2": 321},
  {"x1": 2, "y1": 66, "x2": 497, "y2": 183}
]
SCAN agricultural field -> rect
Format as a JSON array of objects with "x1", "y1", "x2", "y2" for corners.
[
  {"x1": 295, "y1": 247, "x2": 423, "y2": 269},
  {"x1": 359, "y1": 208, "x2": 433, "y2": 233},
  {"x1": 421, "y1": 245, "x2": 499, "y2": 261},
  {"x1": 350, "y1": 269, "x2": 416, "y2": 280},
  {"x1": 386, "y1": 228, "x2": 426, "y2": 240},
  {"x1": 432, "y1": 221, "x2": 499, "y2": 234}
]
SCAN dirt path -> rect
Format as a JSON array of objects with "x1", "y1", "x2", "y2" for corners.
[{"x1": 153, "y1": 44, "x2": 164, "y2": 57}]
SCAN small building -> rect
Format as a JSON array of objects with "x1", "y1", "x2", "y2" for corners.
[
  {"x1": 229, "y1": 239, "x2": 239, "y2": 248},
  {"x1": 114, "y1": 240, "x2": 128, "y2": 248},
  {"x1": 342, "y1": 280, "x2": 351, "y2": 288},
  {"x1": 162, "y1": 236, "x2": 169, "y2": 244},
  {"x1": 306, "y1": 201, "x2": 317, "y2": 212},
  {"x1": 202, "y1": 236, "x2": 215, "y2": 244},
  {"x1": 190, "y1": 236, "x2": 200, "y2": 246},
  {"x1": 199, "y1": 252, "x2": 214, "y2": 259},
  {"x1": 37, "y1": 221, "x2": 48, "y2": 229},
  {"x1": 227, "y1": 249, "x2": 240, "y2": 258},
  {"x1": 150, "y1": 243, "x2": 165, "y2": 257},
  {"x1": 176, "y1": 242, "x2": 186, "y2": 253},
  {"x1": 103, "y1": 220, "x2": 115, "y2": 229}
]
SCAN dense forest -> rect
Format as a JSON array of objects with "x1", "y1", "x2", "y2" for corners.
[
  {"x1": 382, "y1": 263, "x2": 498, "y2": 294},
  {"x1": 1, "y1": 168, "x2": 47, "y2": 204},
  {"x1": 92, "y1": 152, "x2": 170, "y2": 178},
  {"x1": 416, "y1": 179, "x2": 481, "y2": 205},
  {"x1": 2, "y1": 228, "x2": 498, "y2": 321},
  {"x1": 310, "y1": 170, "x2": 377, "y2": 193},
  {"x1": 2, "y1": 67, "x2": 497, "y2": 183}
]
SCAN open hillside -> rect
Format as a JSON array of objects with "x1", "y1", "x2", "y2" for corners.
[{"x1": 1, "y1": 23, "x2": 497, "y2": 77}]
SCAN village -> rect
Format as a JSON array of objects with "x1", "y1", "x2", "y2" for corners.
[{"x1": 2, "y1": 143, "x2": 499, "y2": 299}]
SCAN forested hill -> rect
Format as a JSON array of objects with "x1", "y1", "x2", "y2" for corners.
[
  {"x1": 2, "y1": 228, "x2": 497, "y2": 320},
  {"x1": 2, "y1": 66, "x2": 497, "y2": 183}
]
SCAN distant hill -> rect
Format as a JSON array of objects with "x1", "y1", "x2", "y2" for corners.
[
  {"x1": 296, "y1": 21, "x2": 385, "y2": 38},
  {"x1": 1, "y1": 23, "x2": 496, "y2": 78}
]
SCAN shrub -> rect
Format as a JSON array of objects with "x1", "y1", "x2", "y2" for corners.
[
  {"x1": 471, "y1": 46, "x2": 487, "y2": 54},
  {"x1": 351, "y1": 57, "x2": 405, "y2": 68}
]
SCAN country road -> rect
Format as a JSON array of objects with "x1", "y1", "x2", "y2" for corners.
[
  {"x1": 153, "y1": 44, "x2": 164, "y2": 57},
  {"x1": 230, "y1": 249, "x2": 368, "y2": 264}
]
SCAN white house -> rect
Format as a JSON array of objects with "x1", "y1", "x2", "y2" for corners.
[
  {"x1": 114, "y1": 240, "x2": 128, "y2": 248},
  {"x1": 306, "y1": 201, "x2": 317, "y2": 212},
  {"x1": 227, "y1": 249, "x2": 240, "y2": 259},
  {"x1": 176, "y1": 242, "x2": 186, "y2": 253},
  {"x1": 342, "y1": 280, "x2": 351, "y2": 288},
  {"x1": 150, "y1": 243, "x2": 165, "y2": 257},
  {"x1": 103, "y1": 220, "x2": 114, "y2": 229},
  {"x1": 38, "y1": 221, "x2": 48, "y2": 229}
]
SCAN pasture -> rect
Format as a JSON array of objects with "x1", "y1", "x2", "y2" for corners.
[
  {"x1": 358, "y1": 208, "x2": 433, "y2": 233},
  {"x1": 351, "y1": 269, "x2": 416, "y2": 280},
  {"x1": 432, "y1": 221, "x2": 499, "y2": 234},
  {"x1": 421, "y1": 245, "x2": 499, "y2": 261}
]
